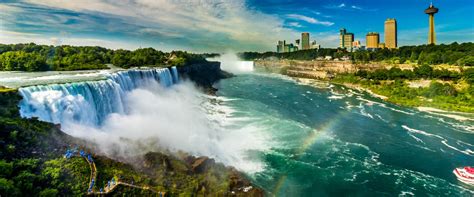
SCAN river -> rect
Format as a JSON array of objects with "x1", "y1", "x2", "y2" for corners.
[{"x1": 215, "y1": 71, "x2": 473, "y2": 196}]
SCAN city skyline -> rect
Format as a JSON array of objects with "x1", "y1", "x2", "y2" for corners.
[{"x1": 0, "y1": 0, "x2": 473, "y2": 52}]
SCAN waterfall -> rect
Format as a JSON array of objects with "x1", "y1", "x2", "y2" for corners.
[
  {"x1": 19, "y1": 67, "x2": 179, "y2": 126},
  {"x1": 171, "y1": 66, "x2": 179, "y2": 83}
]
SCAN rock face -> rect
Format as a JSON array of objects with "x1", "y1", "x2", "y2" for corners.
[
  {"x1": 255, "y1": 59, "x2": 413, "y2": 80},
  {"x1": 182, "y1": 155, "x2": 265, "y2": 196},
  {"x1": 143, "y1": 152, "x2": 173, "y2": 171},
  {"x1": 256, "y1": 60, "x2": 359, "y2": 79},
  {"x1": 228, "y1": 169, "x2": 264, "y2": 197},
  {"x1": 190, "y1": 156, "x2": 215, "y2": 174},
  {"x1": 177, "y1": 61, "x2": 232, "y2": 88}
]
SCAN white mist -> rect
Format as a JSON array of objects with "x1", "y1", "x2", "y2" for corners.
[
  {"x1": 63, "y1": 81, "x2": 268, "y2": 173},
  {"x1": 208, "y1": 53, "x2": 254, "y2": 74}
]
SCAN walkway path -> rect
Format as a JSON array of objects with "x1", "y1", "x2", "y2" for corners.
[{"x1": 65, "y1": 148, "x2": 165, "y2": 196}]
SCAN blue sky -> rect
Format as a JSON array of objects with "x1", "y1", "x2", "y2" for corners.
[{"x1": 0, "y1": 0, "x2": 473, "y2": 52}]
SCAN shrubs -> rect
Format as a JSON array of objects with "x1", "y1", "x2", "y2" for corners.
[
  {"x1": 423, "y1": 82, "x2": 457, "y2": 98},
  {"x1": 464, "y1": 68, "x2": 474, "y2": 84},
  {"x1": 342, "y1": 65, "x2": 473, "y2": 112},
  {"x1": 355, "y1": 65, "x2": 461, "y2": 81}
]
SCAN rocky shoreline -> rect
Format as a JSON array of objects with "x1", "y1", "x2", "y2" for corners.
[{"x1": 254, "y1": 59, "x2": 474, "y2": 114}]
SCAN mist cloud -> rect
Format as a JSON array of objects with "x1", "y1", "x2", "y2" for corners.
[
  {"x1": 208, "y1": 53, "x2": 254, "y2": 74},
  {"x1": 63, "y1": 80, "x2": 268, "y2": 173}
]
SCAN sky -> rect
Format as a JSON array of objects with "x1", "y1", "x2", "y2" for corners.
[{"x1": 0, "y1": 0, "x2": 473, "y2": 52}]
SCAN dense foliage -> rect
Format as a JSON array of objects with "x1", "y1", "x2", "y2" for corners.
[
  {"x1": 354, "y1": 65, "x2": 467, "y2": 81},
  {"x1": 240, "y1": 48, "x2": 341, "y2": 61},
  {"x1": 0, "y1": 91, "x2": 76, "y2": 196},
  {"x1": 0, "y1": 51, "x2": 49, "y2": 71},
  {"x1": 241, "y1": 42, "x2": 474, "y2": 66},
  {"x1": 351, "y1": 42, "x2": 474, "y2": 66},
  {"x1": 0, "y1": 43, "x2": 208, "y2": 71},
  {"x1": 331, "y1": 66, "x2": 474, "y2": 112}
]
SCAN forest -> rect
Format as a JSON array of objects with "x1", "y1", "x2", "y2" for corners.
[
  {"x1": 240, "y1": 42, "x2": 474, "y2": 66},
  {"x1": 0, "y1": 43, "x2": 208, "y2": 71}
]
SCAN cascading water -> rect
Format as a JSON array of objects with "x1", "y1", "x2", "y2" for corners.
[
  {"x1": 16, "y1": 65, "x2": 268, "y2": 173},
  {"x1": 171, "y1": 66, "x2": 179, "y2": 83},
  {"x1": 19, "y1": 67, "x2": 178, "y2": 126}
]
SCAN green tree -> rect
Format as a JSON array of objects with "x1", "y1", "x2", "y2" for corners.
[
  {"x1": 0, "y1": 178, "x2": 18, "y2": 195},
  {"x1": 0, "y1": 160, "x2": 13, "y2": 178},
  {"x1": 39, "y1": 188, "x2": 59, "y2": 197},
  {"x1": 464, "y1": 68, "x2": 474, "y2": 84},
  {"x1": 414, "y1": 64, "x2": 433, "y2": 78}
]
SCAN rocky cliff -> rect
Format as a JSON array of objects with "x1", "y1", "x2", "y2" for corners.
[
  {"x1": 177, "y1": 61, "x2": 232, "y2": 88},
  {"x1": 255, "y1": 60, "x2": 415, "y2": 80}
]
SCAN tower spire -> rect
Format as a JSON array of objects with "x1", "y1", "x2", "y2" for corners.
[{"x1": 424, "y1": 2, "x2": 439, "y2": 44}]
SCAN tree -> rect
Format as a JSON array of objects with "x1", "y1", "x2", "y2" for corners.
[
  {"x1": 0, "y1": 51, "x2": 48, "y2": 71},
  {"x1": 424, "y1": 82, "x2": 457, "y2": 98},
  {"x1": 464, "y1": 68, "x2": 474, "y2": 84},
  {"x1": 0, "y1": 160, "x2": 13, "y2": 178},
  {"x1": 460, "y1": 56, "x2": 474, "y2": 66},
  {"x1": 39, "y1": 188, "x2": 59, "y2": 197},
  {"x1": 0, "y1": 178, "x2": 18, "y2": 195},
  {"x1": 414, "y1": 64, "x2": 433, "y2": 78}
]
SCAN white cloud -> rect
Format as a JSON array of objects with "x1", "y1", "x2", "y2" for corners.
[
  {"x1": 286, "y1": 14, "x2": 334, "y2": 26},
  {"x1": 326, "y1": 3, "x2": 374, "y2": 11},
  {"x1": 0, "y1": 29, "x2": 141, "y2": 50},
  {"x1": 11, "y1": 0, "x2": 300, "y2": 52},
  {"x1": 287, "y1": 22, "x2": 303, "y2": 28}
]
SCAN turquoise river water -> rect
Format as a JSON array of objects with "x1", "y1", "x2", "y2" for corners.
[{"x1": 216, "y1": 72, "x2": 473, "y2": 196}]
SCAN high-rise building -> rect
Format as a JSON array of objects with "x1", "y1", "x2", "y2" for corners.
[
  {"x1": 425, "y1": 3, "x2": 439, "y2": 45},
  {"x1": 339, "y1": 28, "x2": 354, "y2": 51},
  {"x1": 384, "y1": 18, "x2": 397, "y2": 49},
  {"x1": 301, "y1": 33, "x2": 310, "y2": 50},
  {"x1": 353, "y1": 40, "x2": 361, "y2": 48},
  {"x1": 378, "y1": 43, "x2": 386, "y2": 49},
  {"x1": 277, "y1": 40, "x2": 298, "y2": 53},
  {"x1": 277, "y1": 40, "x2": 285, "y2": 53},
  {"x1": 366, "y1": 32, "x2": 380, "y2": 49},
  {"x1": 352, "y1": 40, "x2": 363, "y2": 51},
  {"x1": 286, "y1": 43, "x2": 298, "y2": 52},
  {"x1": 339, "y1": 28, "x2": 346, "y2": 47},
  {"x1": 310, "y1": 40, "x2": 320, "y2": 49},
  {"x1": 284, "y1": 44, "x2": 291, "y2": 53}
]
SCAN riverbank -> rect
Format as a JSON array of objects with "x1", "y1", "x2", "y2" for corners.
[
  {"x1": 331, "y1": 74, "x2": 474, "y2": 113},
  {"x1": 254, "y1": 60, "x2": 474, "y2": 113}
]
